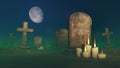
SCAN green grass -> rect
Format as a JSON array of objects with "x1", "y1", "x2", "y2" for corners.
[{"x1": 0, "y1": 48, "x2": 120, "y2": 68}]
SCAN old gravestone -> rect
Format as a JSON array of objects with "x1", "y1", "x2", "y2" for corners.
[
  {"x1": 34, "y1": 36, "x2": 42, "y2": 47},
  {"x1": 69, "y1": 12, "x2": 92, "y2": 48},
  {"x1": 34, "y1": 36, "x2": 44, "y2": 50},
  {"x1": 56, "y1": 29, "x2": 68, "y2": 48}
]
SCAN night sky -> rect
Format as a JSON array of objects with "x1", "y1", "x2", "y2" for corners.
[{"x1": 0, "y1": 0, "x2": 120, "y2": 47}]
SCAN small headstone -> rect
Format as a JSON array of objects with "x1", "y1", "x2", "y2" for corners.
[
  {"x1": 34, "y1": 36, "x2": 42, "y2": 48},
  {"x1": 56, "y1": 28, "x2": 68, "y2": 48}
]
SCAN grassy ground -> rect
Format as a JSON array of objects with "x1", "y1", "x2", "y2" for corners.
[{"x1": 0, "y1": 48, "x2": 120, "y2": 68}]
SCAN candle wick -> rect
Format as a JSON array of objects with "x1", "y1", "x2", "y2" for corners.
[
  {"x1": 84, "y1": 40, "x2": 87, "y2": 52},
  {"x1": 94, "y1": 38, "x2": 96, "y2": 47},
  {"x1": 101, "y1": 50, "x2": 104, "y2": 54}
]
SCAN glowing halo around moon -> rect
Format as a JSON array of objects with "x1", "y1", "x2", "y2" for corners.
[{"x1": 29, "y1": 6, "x2": 44, "y2": 23}]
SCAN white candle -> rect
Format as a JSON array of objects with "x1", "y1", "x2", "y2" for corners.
[
  {"x1": 92, "y1": 47, "x2": 98, "y2": 58},
  {"x1": 86, "y1": 44, "x2": 91, "y2": 57},
  {"x1": 83, "y1": 46, "x2": 89, "y2": 58},
  {"x1": 98, "y1": 50, "x2": 106, "y2": 59},
  {"x1": 76, "y1": 48, "x2": 82, "y2": 57},
  {"x1": 92, "y1": 38, "x2": 99, "y2": 59},
  {"x1": 83, "y1": 41, "x2": 89, "y2": 58},
  {"x1": 86, "y1": 34, "x2": 91, "y2": 57}
]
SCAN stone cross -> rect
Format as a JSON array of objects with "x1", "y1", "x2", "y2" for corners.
[
  {"x1": 17, "y1": 22, "x2": 34, "y2": 48},
  {"x1": 102, "y1": 27, "x2": 113, "y2": 47}
]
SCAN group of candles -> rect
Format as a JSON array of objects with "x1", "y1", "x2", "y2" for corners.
[{"x1": 76, "y1": 34, "x2": 106, "y2": 59}]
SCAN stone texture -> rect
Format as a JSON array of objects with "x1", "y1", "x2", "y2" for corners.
[
  {"x1": 69, "y1": 12, "x2": 92, "y2": 48},
  {"x1": 56, "y1": 28, "x2": 68, "y2": 48}
]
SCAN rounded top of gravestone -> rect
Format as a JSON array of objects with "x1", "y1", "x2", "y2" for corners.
[
  {"x1": 34, "y1": 36, "x2": 42, "y2": 44},
  {"x1": 56, "y1": 28, "x2": 68, "y2": 35},
  {"x1": 70, "y1": 12, "x2": 92, "y2": 25},
  {"x1": 58, "y1": 28, "x2": 68, "y2": 33}
]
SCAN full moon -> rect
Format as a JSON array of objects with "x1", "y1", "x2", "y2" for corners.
[{"x1": 29, "y1": 6, "x2": 44, "y2": 23}]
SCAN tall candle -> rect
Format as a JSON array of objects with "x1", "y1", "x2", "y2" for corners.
[
  {"x1": 98, "y1": 49, "x2": 106, "y2": 59},
  {"x1": 76, "y1": 48, "x2": 82, "y2": 57},
  {"x1": 86, "y1": 34, "x2": 92, "y2": 57},
  {"x1": 92, "y1": 38, "x2": 99, "y2": 59},
  {"x1": 83, "y1": 40, "x2": 89, "y2": 58},
  {"x1": 86, "y1": 44, "x2": 91, "y2": 57}
]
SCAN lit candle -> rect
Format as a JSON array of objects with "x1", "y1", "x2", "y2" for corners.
[
  {"x1": 83, "y1": 40, "x2": 89, "y2": 58},
  {"x1": 94, "y1": 38, "x2": 96, "y2": 47},
  {"x1": 84, "y1": 40, "x2": 87, "y2": 51},
  {"x1": 86, "y1": 34, "x2": 92, "y2": 57},
  {"x1": 76, "y1": 48, "x2": 82, "y2": 57},
  {"x1": 98, "y1": 49, "x2": 106, "y2": 59},
  {"x1": 92, "y1": 38, "x2": 99, "y2": 59},
  {"x1": 87, "y1": 33, "x2": 90, "y2": 45}
]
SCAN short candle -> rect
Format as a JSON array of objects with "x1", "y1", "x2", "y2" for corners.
[
  {"x1": 98, "y1": 49, "x2": 106, "y2": 59},
  {"x1": 92, "y1": 38, "x2": 99, "y2": 59},
  {"x1": 83, "y1": 40, "x2": 89, "y2": 58},
  {"x1": 76, "y1": 48, "x2": 82, "y2": 57}
]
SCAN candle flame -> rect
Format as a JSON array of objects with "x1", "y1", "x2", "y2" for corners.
[
  {"x1": 88, "y1": 34, "x2": 90, "y2": 45},
  {"x1": 94, "y1": 38, "x2": 96, "y2": 47},
  {"x1": 84, "y1": 40, "x2": 87, "y2": 52}
]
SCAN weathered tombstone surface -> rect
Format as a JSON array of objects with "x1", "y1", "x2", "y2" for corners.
[
  {"x1": 56, "y1": 28, "x2": 68, "y2": 48},
  {"x1": 69, "y1": 12, "x2": 92, "y2": 48}
]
